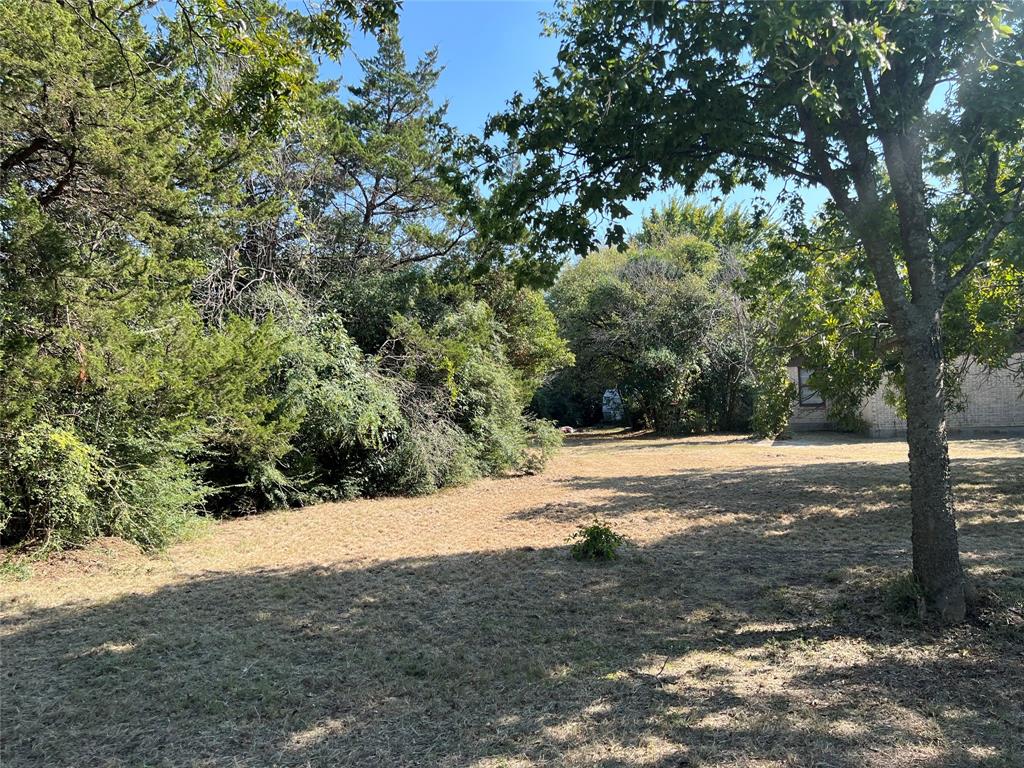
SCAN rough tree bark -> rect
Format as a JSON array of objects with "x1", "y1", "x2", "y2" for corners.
[
  {"x1": 857, "y1": 238, "x2": 969, "y2": 621},
  {"x1": 901, "y1": 317, "x2": 966, "y2": 622},
  {"x1": 846, "y1": 202, "x2": 970, "y2": 622}
]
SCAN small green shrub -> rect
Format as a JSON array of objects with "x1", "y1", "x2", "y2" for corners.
[{"x1": 569, "y1": 519, "x2": 626, "y2": 561}]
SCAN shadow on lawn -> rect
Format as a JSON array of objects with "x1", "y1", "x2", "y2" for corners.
[
  {"x1": 4, "y1": 456, "x2": 1023, "y2": 767},
  {"x1": 515, "y1": 456, "x2": 1023, "y2": 533},
  {"x1": 565, "y1": 430, "x2": 757, "y2": 449}
]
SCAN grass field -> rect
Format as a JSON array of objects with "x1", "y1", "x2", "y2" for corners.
[{"x1": 3, "y1": 431, "x2": 1023, "y2": 767}]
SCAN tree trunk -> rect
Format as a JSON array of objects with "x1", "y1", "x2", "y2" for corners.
[{"x1": 901, "y1": 322, "x2": 967, "y2": 622}]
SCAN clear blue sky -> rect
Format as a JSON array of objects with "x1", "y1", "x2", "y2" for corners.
[{"x1": 326, "y1": 0, "x2": 828, "y2": 235}]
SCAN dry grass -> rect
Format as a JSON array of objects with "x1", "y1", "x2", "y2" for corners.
[{"x1": 2, "y1": 431, "x2": 1023, "y2": 767}]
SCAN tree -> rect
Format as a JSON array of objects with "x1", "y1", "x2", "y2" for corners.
[
  {"x1": 542, "y1": 205, "x2": 753, "y2": 432},
  {"x1": 197, "y1": 28, "x2": 482, "y2": 323},
  {"x1": 1, "y1": 5, "x2": 574, "y2": 550},
  {"x1": 325, "y1": 32, "x2": 472, "y2": 275},
  {"x1": 480, "y1": 0, "x2": 1024, "y2": 622},
  {"x1": 0, "y1": 0, "x2": 398, "y2": 546}
]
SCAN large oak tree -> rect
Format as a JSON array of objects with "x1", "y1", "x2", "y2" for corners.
[{"x1": 478, "y1": 0, "x2": 1024, "y2": 622}]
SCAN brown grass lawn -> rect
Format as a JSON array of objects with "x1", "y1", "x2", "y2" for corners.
[{"x1": 2, "y1": 432, "x2": 1023, "y2": 767}]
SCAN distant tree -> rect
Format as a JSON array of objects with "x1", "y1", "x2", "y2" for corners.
[
  {"x1": 544, "y1": 205, "x2": 752, "y2": 432},
  {"x1": 635, "y1": 199, "x2": 759, "y2": 251},
  {"x1": 480, "y1": 1, "x2": 1024, "y2": 622}
]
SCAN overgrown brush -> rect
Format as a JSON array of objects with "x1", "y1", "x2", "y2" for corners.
[{"x1": 0, "y1": 3, "x2": 570, "y2": 553}]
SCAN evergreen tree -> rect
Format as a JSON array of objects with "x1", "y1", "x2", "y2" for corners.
[{"x1": 326, "y1": 33, "x2": 471, "y2": 275}]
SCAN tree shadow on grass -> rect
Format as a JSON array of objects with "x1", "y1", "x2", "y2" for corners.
[
  {"x1": 4, "y1": 448, "x2": 1022, "y2": 766},
  {"x1": 516, "y1": 459, "x2": 912, "y2": 524},
  {"x1": 514, "y1": 456, "x2": 1023, "y2": 537},
  {"x1": 4, "y1": 502, "x2": 1023, "y2": 766},
  {"x1": 516, "y1": 456, "x2": 1024, "y2": 622}
]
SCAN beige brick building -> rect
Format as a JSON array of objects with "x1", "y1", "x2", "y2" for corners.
[{"x1": 786, "y1": 353, "x2": 1024, "y2": 437}]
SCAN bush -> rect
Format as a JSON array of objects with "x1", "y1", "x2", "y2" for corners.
[
  {"x1": 387, "y1": 300, "x2": 567, "y2": 482},
  {"x1": 751, "y1": 346, "x2": 796, "y2": 439},
  {"x1": 374, "y1": 412, "x2": 479, "y2": 495},
  {"x1": 273, "y1": 299, "x2": 567, "y2": 501},
  {"x1": 569, "y1": 520, "x2": 626, "y2": 561},
  {"x1": 0, "y1": 424, "x2": 204, "y2": 551},
  {"x1": 0, "y1": 294, "x2": 294, "y2": 547},
  {"x1": 274, "y1": 310, "x2": 406, "y2": 502},
  {"x1": 521, "y1": 417, "x2": 563, "y2": 473},
  {"x1": 100, "y1": 451, "x2": 206, "y2": 549},
  {"x1": 539, "y1": 225, "x2": 753, "y2": 435},
  {"x1": 751, "y1": 375, "x2": 795, "y2": 439},
  {"x1": 0, "y1": 423, "x2": 101, "y2": 548},
  {"x1": 189, "y1": 316, "x2": 301, "y2": 515},
  {"x1": 0, "y1": 290, "x2": 570, "y2": 552}
]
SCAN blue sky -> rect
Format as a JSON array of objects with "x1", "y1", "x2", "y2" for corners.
[
  {"x1": 333, "y1": 1, "x2": 561, "y2": 137},
  {"x1": 325, "y1": 0, "x2": 828, "y2": 234}
]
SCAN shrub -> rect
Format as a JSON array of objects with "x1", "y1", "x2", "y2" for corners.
[
  {"x1": 387, "y1": 300, "x2": 567, "y2": 483},
  {"x1": 274, "y1": 311, "x2": 406, "y2": 501},
  {"x1": 751, "y1": 346, "x2": 796, "y2": 439},
  {"x1": 539, "y1": 227, "x2": 752, "y2": 435},
  {"x1": 569, "y1": 520, "x2": 626, "y2": 561},
  {"x1": 0, "y1": 425, "x2": 204, "y2": 551},
  {"x1": 190, "y1": 316, "x2": 301, "y2": 515},
  {"x1": 521, "y1": 417, "x2": 563, "y2": 473},
  {"x1": 100, "y1": 451, "x2": 207, "y2": 549},
  {"x1": 0, "y1": 422, "x2": 101, "y2": 548},
  {"x1": 375, "y1": 412, "x2": 480, "y2": 495}
]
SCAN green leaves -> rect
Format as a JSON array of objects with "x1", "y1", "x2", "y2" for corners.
[
  {"x1": 0, "y1": 0, "x2": 395, "y2": 547},
  {"x1": 323, "y1": 31, "x2": 468, "y2": 273},
  {"x1": 1, "y1": 0, "x2": 577, "y2": 552},
  {"x1": 542, "y1": 201, "x2": 755, "y2": 432},
  {"x1": 990, "y1": 10, "x2": 1014, "y2": 37},
  {"x1": 569, "y1": 519, "x2": 626, "y2": 561}
]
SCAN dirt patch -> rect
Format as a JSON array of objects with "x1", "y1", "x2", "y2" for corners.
[{"x1": 2, "y1": 433, "x2": 1022, "y2": 767}]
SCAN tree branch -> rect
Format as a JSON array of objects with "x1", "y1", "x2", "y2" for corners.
[
  {"x1": 0, "y1": 136, "x2": 52, "y2": 176},
  {"x1": 943, "y1": 182, "x2": 1024, "y2": 297}
]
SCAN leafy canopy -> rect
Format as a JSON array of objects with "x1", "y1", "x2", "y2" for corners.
[{"x1": 477, "y1": 0, "x2": 1023, "y2": 299}]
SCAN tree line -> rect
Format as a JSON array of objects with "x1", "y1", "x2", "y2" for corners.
[{"x1": 0, "y1": 0, "x2": 570, "y2": 549}]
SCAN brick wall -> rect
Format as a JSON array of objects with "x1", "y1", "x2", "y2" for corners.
[
  {"x1": 859, "y1": 353, "x2": 1024, "y2": 437},
  {"x1": 787, "y1": 355, "x2": 1024, "y2": 437}
]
